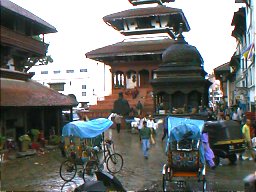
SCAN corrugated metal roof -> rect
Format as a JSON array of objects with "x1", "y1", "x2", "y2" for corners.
[
  {"x1": 1, "y1": 76, "x2": 77, "y2": 107},
  {"x1": 1, "y1": 0, "x2": 57, "y2": 34},
  {"x1": 86, "y1": 38, "x2": 174, "y2": 59}
]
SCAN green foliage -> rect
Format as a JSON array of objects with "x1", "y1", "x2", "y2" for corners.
[
  {"x1": 31, "y1": 129, "x2": 40, "y2": 136},
  {"x1": 0, "y1": 135, "x2": 6, "y2": 143},
  {"x1": 24, "y1": 35, "x2": 54, "y2": 72},
  {"x1": 19, "y1": 135, "x2": 31, "y2": 142},
  {"x1": 49, "y1": 135, "x2": 60, "y2": 145}
]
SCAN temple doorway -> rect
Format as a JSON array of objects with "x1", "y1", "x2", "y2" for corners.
[{"x1": 139, "y1": 70, "x2": 149, "y2": 88}]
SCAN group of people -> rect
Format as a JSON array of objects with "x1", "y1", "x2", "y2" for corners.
[{"x1": 111, "y1": 92, "x2": 255, "y2": 163}]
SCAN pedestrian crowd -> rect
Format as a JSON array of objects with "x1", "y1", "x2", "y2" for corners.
[{"x1": 111, "y1": 91, "x2": 255, "y2": 163}]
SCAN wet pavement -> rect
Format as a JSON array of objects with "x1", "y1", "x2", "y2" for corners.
[{"x1": 1, "y1": 125, "x2": 256, "y2": 191}]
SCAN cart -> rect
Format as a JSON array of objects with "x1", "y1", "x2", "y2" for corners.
[
  {"x1": 162, "y1": 116, "x2": 207, "y2": 192},
  {"x1": 59, "y1": 118, "x2": 123, "y2": 182}
]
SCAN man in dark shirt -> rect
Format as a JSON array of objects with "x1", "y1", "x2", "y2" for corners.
[
  {"x1": 112, "y1": 92, "x2": 131, "y2": 130},
  {"x1": 113, "y1": 92, "x2": 130, "y2": 116}
]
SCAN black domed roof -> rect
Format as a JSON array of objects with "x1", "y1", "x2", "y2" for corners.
[{"x1": 162, "y1": 34, "x2": 203, "y2": 64}]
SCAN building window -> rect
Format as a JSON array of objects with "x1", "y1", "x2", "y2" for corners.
[
  {"x1": 41, "y1": 71, "x2": 48, "y2": 74},
  {"x1": 49, "y1": 83, "x2": 65, "y2": 91},
  {"x1": 80, "y1": 69, "x2": 87, "y2": 72},
  {"x1": 82, "y1": 92, "x2": 86, "y2": 96},
  {"x1": 66, "y1": 70, "x2": 74, "y2": 73},
  {"x1": 54, "y1": 70, "x2": 61, "y2": 74},
  {"x1": 82, "y1": 85, "x2": 86, "y2": 89}
]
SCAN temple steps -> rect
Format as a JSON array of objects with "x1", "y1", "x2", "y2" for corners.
[{"x1": 83, "y1": 87, "x2": 154, "y2": 119}]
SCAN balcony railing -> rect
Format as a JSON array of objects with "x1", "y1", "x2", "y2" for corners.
[{"x1": 1, "y1": 26, "x2": 48, "y2": 56}]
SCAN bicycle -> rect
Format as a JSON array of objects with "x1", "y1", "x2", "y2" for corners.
[
  {"x1": 101, "y1": 139, "x2": 124, "y2": 174},
  {"x1": 59, "y1": 138, "x2": 123, "y2": 182}
]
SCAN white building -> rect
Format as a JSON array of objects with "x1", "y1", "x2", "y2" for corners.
[
  {"x1": 232, "y1": 0, "x2": 255, "y2": 112},
  {"x1": 28, "y1": 59, "x2": 112, "y2": 107}
]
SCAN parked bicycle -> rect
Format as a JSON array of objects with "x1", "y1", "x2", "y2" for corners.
[
  {"x1": 59, "y1": 118, "x2": 123, "y2": 182},
  {"x1": 60, "y1": 138, "x2": 123, "y2": 182}
]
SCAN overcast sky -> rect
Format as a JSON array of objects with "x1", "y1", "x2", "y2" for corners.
[{"x1": 10, "y1": 0, "x2": 242, "y2": 74}]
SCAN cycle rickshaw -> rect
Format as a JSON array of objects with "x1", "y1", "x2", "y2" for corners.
[
  {"x1": 59, "y1": 118, "x2": 124, "y2": 182},
  {"x1": 162, "y1": 116, "x2": 207, "y2": 192}
]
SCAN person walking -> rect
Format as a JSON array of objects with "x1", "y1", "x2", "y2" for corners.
[
  {"x1": 201, "y1": 132, "x2": 216, "y2": 169},
  {"x1": 112, "y1": 92, "x2": 131, "y2": 129},
  {"x1": 138, "y1": 115, "x2": 147, "y2": 141},
  {"x1": 147, "y1": 115, "x2": 156, "y2": 144},
  {"x1": 162, "y1": 116, "x2": 169, "y2": 141},
  {"x1": 136, "y1": 100, "x2": 143, "y2": 116},
  {"x1": 241, "y1": 119, "x2": 255, "y2": 161},
  {"x1": 139, "y1": 121, "x2": 151, "y2": 159},
  {"x1": 114, "y1": 113, "x2": 123, "y2": 134}
]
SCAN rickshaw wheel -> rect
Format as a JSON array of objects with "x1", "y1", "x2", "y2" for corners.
[
  {"x1": 228, "y1": 154, "x2": 237, "y2": 164},
  {"x1": 214, "y1": 156, "x2": 220, "y2": 166},
  {"x1": 60, "y1": 159, "x2": 77, "y2": 181},
  {"x1": 162, "y1": 166, "x2": 171, "y2": 192},
  {"x1": 202, "y1": 176, "x2": 207, "y2": 192}
]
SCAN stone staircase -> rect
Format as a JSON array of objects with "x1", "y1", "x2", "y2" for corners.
[{"x1": 83, "y1": 87, "x2": 154, "y2": 119}]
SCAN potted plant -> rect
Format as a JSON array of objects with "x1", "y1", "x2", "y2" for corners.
[
  {"x1": 19, "y1": 134, "x2": 31, "y2": 152},
  {"x1": 31, "y1": 129, "x2": 40, "y2": 142}
]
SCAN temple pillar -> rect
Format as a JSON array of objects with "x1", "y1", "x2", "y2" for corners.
[
  {"x1": 112, "y1": 72, "x2": 114, "y2": 89},
  {"x1": 153, "y1": 93, "x2": 157, "y2": 113},
  {"x1": 149, "y1": 70, "x2": 152, "y2": 80},
  {"x1": 136, "y1": 71, "x2": 139, "y2": 88},
  {"x1": 184, "y1": 94, "x2": 188, "y2": 113},
  {"x1": 115, "y1": 73, "x2": 119, "y2": 87},
  {"x1": 169, "y1": 94, "x2": 173, "y2": 112},
  {"x1": 201, "y1": 91, "x2": 205, "y2": 107},
  {"x1": 124, "y1": 73, "x2": 127, "y2": 89}
]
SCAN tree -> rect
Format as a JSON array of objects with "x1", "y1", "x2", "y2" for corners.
[{"x1": 24, "y1": 36, "x2": 53, "y2": 72}]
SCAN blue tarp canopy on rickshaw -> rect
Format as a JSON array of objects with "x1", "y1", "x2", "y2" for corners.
[
  {"x1": 62, "y1": 118, "x2": 113, "y2": 139},
  {"x1": 167, "y1": 116, "x2": 205, "y2": 142},
  {"x1": 166, "y1": 116, "x2": 206, "y2": 164}
]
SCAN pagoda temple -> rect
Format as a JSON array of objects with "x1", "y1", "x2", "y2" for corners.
[
  {"x1": 85, "y1": 0, "x2": 210, "y2": 117},
  {"x1": 151, "y1": 33, "x2": 212, "y2": 114}
]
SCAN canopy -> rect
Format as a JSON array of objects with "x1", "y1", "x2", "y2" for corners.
[
  {"x1": 62, "y1": 118, "x2": 113, "y2": 139},
  {"x1": 166, "y1": 116, "x2": 206, "y2": 164},
  {"x1": 167, "y1": 116, "x2": 205, "y2": 141}
]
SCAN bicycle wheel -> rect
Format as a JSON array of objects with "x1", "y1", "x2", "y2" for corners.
[
  {"x1": 60, "y1": 159, "x2": 77, "y2": 181},
  {"x1": 106, "y1": 153, "x2": 123, "y2": 174}
]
